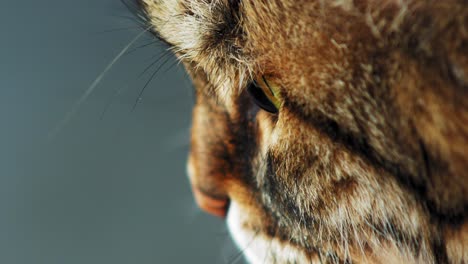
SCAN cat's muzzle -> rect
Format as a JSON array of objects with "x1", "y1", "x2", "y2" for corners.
[{"x1": 191, "y1": 185, "x2": 230, "y2": 218}]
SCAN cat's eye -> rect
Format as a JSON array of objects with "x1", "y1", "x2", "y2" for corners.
[{"x1": 247, "y1": 76, "x2": 281, "y2": 114}]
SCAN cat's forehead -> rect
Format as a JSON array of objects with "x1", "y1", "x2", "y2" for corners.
[
  {"x1": 142, "y1": 0, "x2": 254, "y2": 97},
  {"x1": 142, "y1": 0, "x2": 461, "y2": 107},
  {"x1": 141, "y1": 0, "x2": 355, "y2": 106}
]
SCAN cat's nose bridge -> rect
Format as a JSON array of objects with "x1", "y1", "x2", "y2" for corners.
[{"x1": 187, "y1": 155, "x2": 230, "y2": 218}]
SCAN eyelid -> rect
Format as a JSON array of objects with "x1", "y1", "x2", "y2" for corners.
[
  {"x1": 258, "y1": 76, "x2": 281, "y2": 108},
  {"x1": 262, "y1": 76, "x2": 275, "y2": 95}
]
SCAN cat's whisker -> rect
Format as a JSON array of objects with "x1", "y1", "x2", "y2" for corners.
[
  {"x1": 132, "y1": 53, "x2": 174, "y2": 110},
  {"x1": 219, "y1": 232, "x2": 245, "y2": 264},
  {"x1": 139, "y1": 50, "x2": 173, "y2": 77},
  {"x1": 110, "y1": 15, "x2": 147, "y2": 27},
  {"x1": 94, "y1": 25, "x2": 148, "y2": 34},
  {"x1": 161, "y1": 57, "x2": 183, "y2": 74},
  {"x1": 227, "y1": 230, "x2": 260, "y2": 264},
  {"x1": 262, "y1": 238, "x2": 274, "y2": 264},
  {"x1": 48, "y1": 26, "x2": 151, "y2": 139},
  {"x1": 119, "y1": 0, "x2": 148, "y2": 23},
  {"x1": 125, "y1": 40, "x2": 162, "y2": 55},
  {"x1": 99, "y1": 80, "x2": 135, "y2": 120},
  {"x1": 100, "y1": 50, "x2": 172, "y2": 119}
]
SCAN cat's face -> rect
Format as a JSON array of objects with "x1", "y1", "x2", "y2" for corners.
[{"x1": 141, "y1": 0, "x2": 468, "y2": 263}]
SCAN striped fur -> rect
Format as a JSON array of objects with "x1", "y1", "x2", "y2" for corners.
[{"x1": 141, "y1": 0, "x2": 467, "y2": 263}]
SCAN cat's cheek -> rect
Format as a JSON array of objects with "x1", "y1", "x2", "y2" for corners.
[
  {"x1": 227, "y1": 201, "x2": 316, "y2": 264},
  {"x1": 226, "y1": 201, "x2": 264, "y2": 263},
  {"x1": 256, "y1": 110, "x2": 277, "y2": 144}
]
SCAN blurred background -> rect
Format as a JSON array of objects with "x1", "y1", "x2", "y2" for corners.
[{"x1": 0, "y1": 0, "x2": 245, "y2": 263}]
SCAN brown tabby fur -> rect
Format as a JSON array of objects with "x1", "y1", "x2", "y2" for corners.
[{"x1": 141, "y1": 0, "x2": 467, "y2": 263}]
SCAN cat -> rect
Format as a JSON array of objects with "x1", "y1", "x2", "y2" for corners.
[{"x1": 138, "y1": 0, "x2": 467, "y2": 263}]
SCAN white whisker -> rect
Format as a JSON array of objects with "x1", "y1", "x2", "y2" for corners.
[{"x1": 48, "y1": 26, "x2": 152, "y2": 139}]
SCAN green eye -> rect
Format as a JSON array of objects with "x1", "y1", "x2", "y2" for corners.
[{"x1": 247, "y1": 76, "x2": 281, "y2": 114}]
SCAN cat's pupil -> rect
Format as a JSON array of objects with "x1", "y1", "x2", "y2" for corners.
[{"x1": 247, "y1": 82, "x2": 278, "y2": 114}]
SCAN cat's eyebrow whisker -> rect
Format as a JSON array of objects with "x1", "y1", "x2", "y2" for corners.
[
  {"x1": 132, "y1": 53, "x2": 174, "y2": 110},
  {"x1": 125, "y1": 40, "x2": 161, "y2": 55},
  {"x1": 101, "y1": 49, "x2": 173, "y2": 119},
  {"x1": 119, "y1": 0, "x2": 151, "y2": 28},
  {"x1": 48, "y1": 26, "x2": 152, "y2": 139},
  {"x1": 139, "y1": 50, "x2": 173, "y2": 77}
]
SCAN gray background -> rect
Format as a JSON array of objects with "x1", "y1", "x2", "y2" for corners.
[{"x1": 0, "y1": 0, "x2": 245, "y2": 263}]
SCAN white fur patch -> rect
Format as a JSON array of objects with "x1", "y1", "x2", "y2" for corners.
[{"x1": 227, "y1": 201, "x2": 317, "y2": 263}]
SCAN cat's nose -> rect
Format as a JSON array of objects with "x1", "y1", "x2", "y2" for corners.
[{"x1": 191, "y1": 185, "x2": 229, "y2": 218}]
